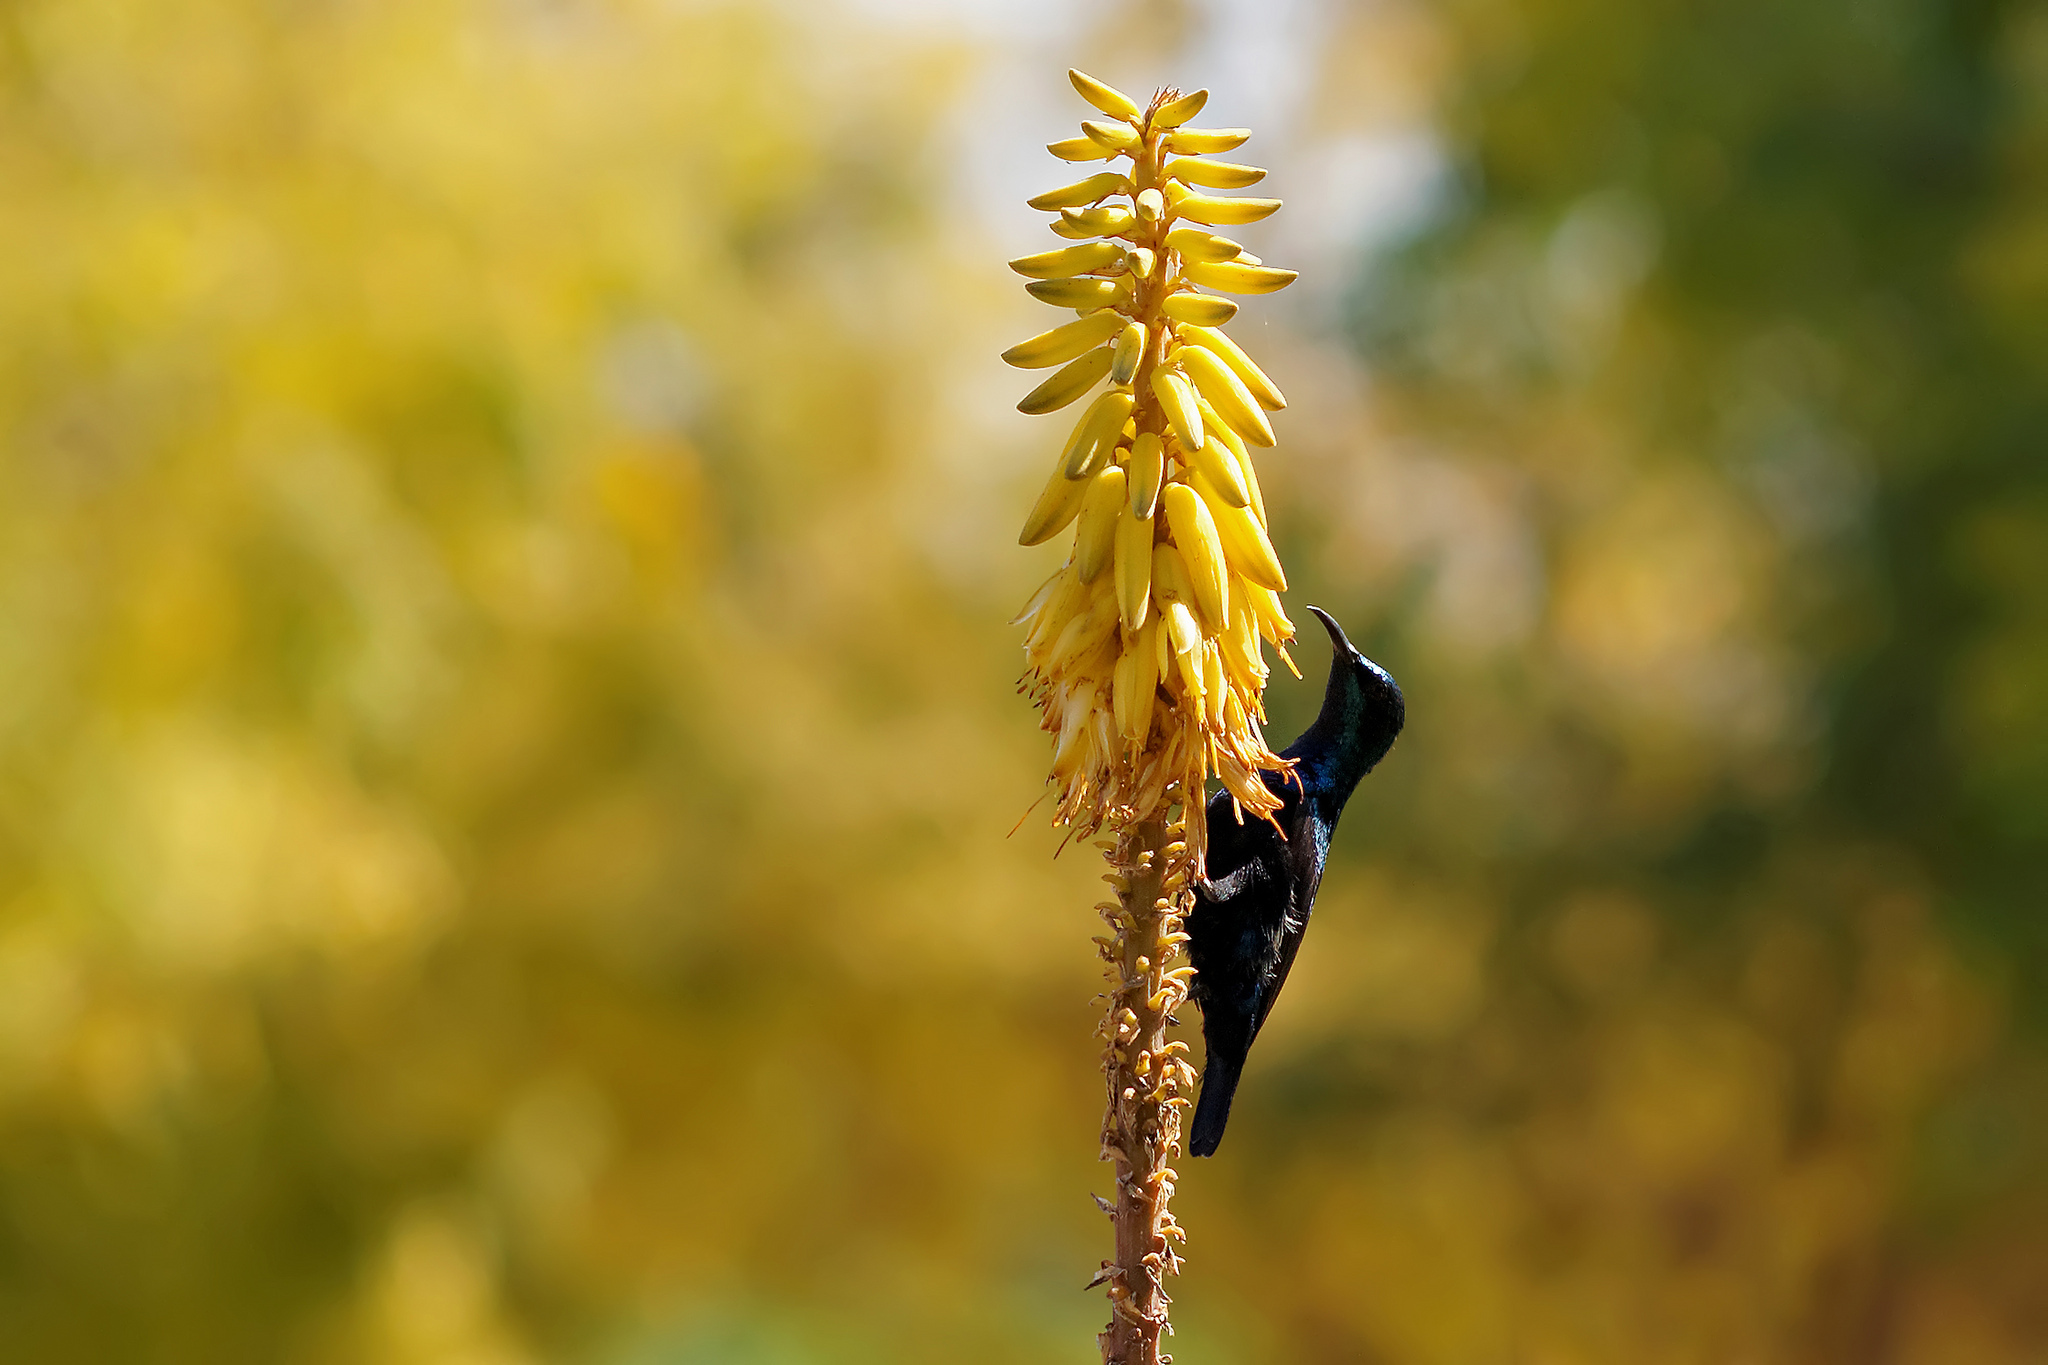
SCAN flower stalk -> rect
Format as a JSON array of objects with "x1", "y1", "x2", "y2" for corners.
[{"x1": 1008, "y1": 70, "x2": 1300, "y2": 1364}]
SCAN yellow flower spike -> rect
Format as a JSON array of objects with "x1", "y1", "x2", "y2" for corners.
[
  {"x1": 1164, "y1": 227, "x2": 1245, "y2": 263},
  {"x1": 1003, "y1": 310, "x2": 1127, "y2": 369},
  {"x1": 1152, "y1": 88, "x2": 1209, "y2": 128},
  {"x1": 1164, "y1": 126, "x2": 1251, "y2": 154},
  {"x1": 1075, "y1": 467, "x2": 1127, "y2": 582},
  {"x1": 1177, "y1": 324, "x2": 1286, "y2": 409},
  {"x1": 1019, "y1": 455, "x2": 1094, "y2": 546},
  {"x1": 1179, "y1": 345, "x2": 1276, "y2": 445},
  {"x1": 1182, "y1": 258, "x2": 1298, "y2": 294},
  {"x1": 1017, "y1": 346, "x2": 1113, "y2": 414},
  {"x1": 1161, "y1": 483, "x2": 1229, "y2": 632},
  {"x1": 1168, "y1": 193, "x2": 1282, "y2": 226},
  {"x1": 1010, "y1": 241, "x2": 1126, "y2": 277},
  {"x1": 1111, "y1": 322, "x2": 1146, "y2": 385},
  {"x1": 1083, "y1": 119, "x2": 1143, "y2": 153},
  {"x1": 1028, "y1": 172, "x2": 1132, "y2": 211},
  {"x1": 1125, "y1": 431, "x2": 1165, "y2": 518},
  {"x1": 1048, "y1": 136, "x2": 1117, "y2": 161},
  {"x1": 1165, "y1": 158, "x2": 1267, "y2": 190},
  {"x1": 1025, "y1": 275, "x2": 1122, "y2": 309},
  {"x1": 1011, "y1": 76, "x2": 1298, "y2": 1365},
  {"x1": 1068, "y1": 68, "x2": 1143, "y2": 122},
  {"x1": 1114, "y1": 506, "x2": 1155, "y2": 631},
  {"x1": 1061, "y1": 390, "x2": 1135, "y2": 479},
  {"x1": 1150, "y1": 368, "x2": 1204, "y2": 451},
  {"x1": 1161, "y1": 292, "x2": 1239, "y2": 326}
]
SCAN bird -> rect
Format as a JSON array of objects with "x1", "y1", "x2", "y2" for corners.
[{"x1": 1185, "y1": 605, "x2": 1405, "y2": 1157}]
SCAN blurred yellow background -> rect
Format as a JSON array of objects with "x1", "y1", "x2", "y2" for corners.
[{"x1": 2, "y1": 0, "x2": 2045, "y2": 1360}]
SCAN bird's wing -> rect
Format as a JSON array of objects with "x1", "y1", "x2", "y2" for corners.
[
  {"x1": 1249, "y1": 915, "x2": 1307, "y2": 1042},
  {"x1": 1248, "y1": 838, "x2": 1328, "y2": 1041}
]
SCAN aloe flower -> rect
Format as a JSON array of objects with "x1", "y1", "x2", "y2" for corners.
[{"x1": 1007, "y1": 69, "x2": 1297, "y2": 1365}]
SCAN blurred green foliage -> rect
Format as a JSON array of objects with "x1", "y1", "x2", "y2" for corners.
[{"x1": 0, "y1": 0, "x2": 2043, "y2": 1362}]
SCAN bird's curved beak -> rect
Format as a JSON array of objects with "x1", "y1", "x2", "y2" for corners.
[{"x1": 1304, "y1": 604, "x2": 1357, "y2": 658}]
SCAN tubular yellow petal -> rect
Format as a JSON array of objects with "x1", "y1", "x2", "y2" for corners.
[
  {"x1": 1048, "y1": 136, "x2": 1115, "y2": 162},
  {"x1": 1153, "y1": 89, "x2": 1209, "y2": 129},
  {"x1": 1020, "y1": 456, "x2": 1093, "y2": 546},
  {"x1": 1082, "y1": 119, "x2": 1142, "y2": 153},
  {"x1": 1202, "y1": 643, "x2": 1227, "y2": 728},
  {"x1": 1219, "y1": 595, "x2": 1267, "y2": 692},
  {"x1": 1244, "y1": 582, "x2": 1296, "y2": 644},
  {"x1": 1009, "y1": 241, "x2": 1125, "y2": 278},
  {"x1": 1060, "y1": 203, "x2": 1137, "y2": 237},
  {"x1": 1024, "y1": 564, "x2": 1089, "y2": 658},
  {"x1": 1135, "y1": 187, "x2": 1166, "y2": 223},
  {"x1": 1164, "y1": 126, "x2": 1250, "y2": 154},
  {"x1": 1003, "y1": 310, "x2": 1127, "y2": 369},
  {"x1": 1018, "y1": 346, "x2": 1113, "y2": 414},
  {"x1": 1114, "y1": 507, "x2": 1155, "y2": 631},
  {"x1": 1050, "y1": 584, "x2": 1122, "y2": 673},
  {"x1": 1150, "y1": 369, "x2": 1204, "y2": 452},
  {"x1": 1235, "y1": 443, "x2": 1267, "y2": 526},
  {"x1": 1164, "y1": 601, "x2": 1204, "y2": 699},
  {"x1": 1191, "y1": 471, "x2": 1287, "y2": 590},
  {"x1": 1009, "y1": 565, "x2": 1065, "y2": 627},
  {"x1": 1028, "y1": 172, "x2": 1131, "y2": 211},
  {"x1": 1151, "y1": 541, "x2": 1194, "y2": 606},
  {"x1": 1007, "y1": 317, "x2": 1126, "y2": 377},
  {"x1": 1165, "y1": 158, "x2": 1267, "y2": 190},
  {"x1": 1178, "y1": 344, "x2": 1275, "y2": 444},
  {"x1": 1162, "y1": 483, "x2": 1229, "y2": 633},
  {"x1": 1169, "y1": 194, "x2": 1282, "y2": 227},
  {"x1": 1178, "y1": 324, "x2": 1286, "y2": 409},
  {"x1": 1193, "y1": 405, "x2": 1266, "y2": 523},
  {"x1": 1061, "y1": 390, "x2": 1135, "y2": 478},
  {"x1": 1125, "y1": 246, "x2": 1157, "y2": 279},
  {"x1": 1114, "y1": 620, "x2": 1161, "y2": 739},
  {"x1": 1126, "y1": 431, "x2": 1165, "y2": 519},
  {"x1": 1184, "y1": 406, "x2": 1250, "y2": 507},
  {"x1": 1069, "y1": 68, "x2": 1142, "y2": 122},
  {"x1": 1160, "y1": 292, "x2": 1239, "y2": 326},
  {"x1": 1076, "y1": 466, "x2": 1126, "y2": 582},
  {"x1": 1111, "y1": 321, "x2": 1146, "y2": 385},
  {"x1": 1025, "y1": 276, "x2": 1121, "y2": 309},
  {"x1": 1182, "y1": 259, "x2": 1297, "y2": 294},
  {"x1": 1164, "y1": 227, "x2": 1245, "y2": 263}
]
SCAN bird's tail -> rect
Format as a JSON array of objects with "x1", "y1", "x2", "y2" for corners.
[{"x1": 1188, "y1": 1050, "x2": 1245, "y2": 1157}]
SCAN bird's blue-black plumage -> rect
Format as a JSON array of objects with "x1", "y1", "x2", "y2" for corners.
[{"x1": 1185, "y1": 606, "x2": 1404, "y2": 1157}]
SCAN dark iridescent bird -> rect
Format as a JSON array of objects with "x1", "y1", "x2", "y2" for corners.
[{"x1": 1186, "y1": 606, "x2": 1405, "y2": 1157}]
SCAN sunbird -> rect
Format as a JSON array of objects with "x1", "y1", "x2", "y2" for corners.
[{"x1": 1187, "y1": 606, "x2": 1405, "y2": 1157}]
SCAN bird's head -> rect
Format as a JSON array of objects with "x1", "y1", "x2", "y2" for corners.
[{"x1": 1294, "y1": 605, "x2": 1405, "y2": 784}]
